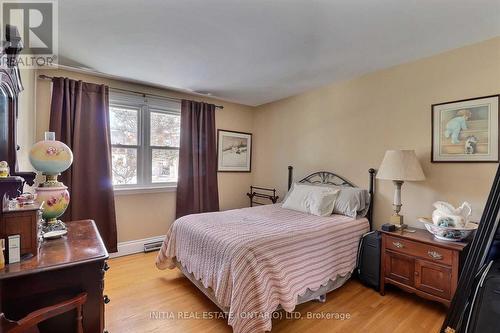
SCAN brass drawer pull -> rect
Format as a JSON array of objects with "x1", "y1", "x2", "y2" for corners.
[
  {"x1": 392, "y1": 242, "x2": 404, "y2": 248},
  {"x1": 428, "y1": 250, "x2": 443, "y2": 260}
]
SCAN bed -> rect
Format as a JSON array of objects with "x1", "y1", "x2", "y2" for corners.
[{"x1": 156, "y1": 166, "x2": 376, "y2": 333}]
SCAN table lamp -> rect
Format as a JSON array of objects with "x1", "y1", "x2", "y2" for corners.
[
  {"x1": 377, "y1": 150, "x2": 425, "y2": 230},
  {"x1": 29, "y1": 131, "x2": 73, "y2": 236}
]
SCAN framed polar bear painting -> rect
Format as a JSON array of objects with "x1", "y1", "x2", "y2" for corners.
[
  {"x1": 432, "y1": 95, "x2": 499, "y2": 163},
  {"x1": 217, "y1": 130, "x2": 252, "y2": 172}
]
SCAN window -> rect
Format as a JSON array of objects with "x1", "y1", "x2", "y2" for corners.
[{"x1": 109, "y1": 91, "x2": 181, "y2": 189}]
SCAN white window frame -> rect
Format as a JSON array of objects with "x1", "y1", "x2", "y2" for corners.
[{"x1": 109, "y1": 91, "x2": 181, "y2": 194}]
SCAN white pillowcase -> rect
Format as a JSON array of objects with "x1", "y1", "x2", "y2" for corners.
[
  {"x1": 282, "y1": 183, "x2": 340, "y2": 217},
  {"x1": 284, "y1": 182, "x2": 371, "y2": 218}
]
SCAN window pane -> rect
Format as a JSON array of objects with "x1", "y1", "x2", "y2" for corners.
[
  {"x1": 110, "y1": 106, "x2": 139, "y2": 145},
  {"x1": 150, "y1": 112, "x2": 180, "y2": 147},
  {"x1": 152, "y1": 149, "x2": 178, "y2": 183},
  {"x1": 112, "y1": 147, "x2": 138, "y2": 185}
]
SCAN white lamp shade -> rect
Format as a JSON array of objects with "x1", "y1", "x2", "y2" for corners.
[{"x1": 376, "y1": 150, "x2": 425, "y2": 181}]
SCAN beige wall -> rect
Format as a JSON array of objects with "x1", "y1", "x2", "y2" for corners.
[
  {"x1": 253, "y1": 37, "x2": 500, "y2": 229},
  {"x1": 22, "y1": 37, "x2": 500, "y2": 242},
  {"x1": 33, "y1": 69, "x2": 254, "y2": 242}
]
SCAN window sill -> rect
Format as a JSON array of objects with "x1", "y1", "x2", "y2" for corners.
[{"x1": 113, "y1": 186, "x2": 177, "y2": 195}]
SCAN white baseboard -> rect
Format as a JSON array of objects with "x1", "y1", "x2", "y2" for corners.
[{"x1": 110, "y1": 235, "x2": 165, "y2": 258}]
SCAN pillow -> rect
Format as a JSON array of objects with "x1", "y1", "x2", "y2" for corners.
[
  {"x1": 282, "y1": 183, "x2": 340, "y2": 217},
  {"x1": 284, "y1": 182, "x2": 370, "y2": 218},
  {"x1": 282, "y1": 182, "x2": 296, "y2": 203},
  {"x1": 330, "y1": 186, "x2": 371, "y2": 218}
]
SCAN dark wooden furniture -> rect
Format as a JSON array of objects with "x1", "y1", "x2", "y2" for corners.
[
  {"x1": 0, "y1": 292, "x2": 87, "y2": 333},
  {"x1": 380, "y1": 229, "x2": 468, "y2": 306},
  {"x1": 0, "y1": 25, "x2": 36, "y2": 188},
  {"x1": 0, "y1": 24, "x2": 37, "y2": 265},
  {"x1": 0, "y1": 220, "x2": 109, "y2": 333},
  {"x1": 246, "y1": 186, "x2": 278, "y2": 206},
  {"x1": 0, "y1": 177, "x2": 24, "y2": 202},
  {"x1": 1, "y1": 202, "x2": 42, "y2": 260}
]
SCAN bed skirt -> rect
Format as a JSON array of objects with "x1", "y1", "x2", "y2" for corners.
[{"x1": 174, "y1": 259, "x2": 352, "y2": 314}]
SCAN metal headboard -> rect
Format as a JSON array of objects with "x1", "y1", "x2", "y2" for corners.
[{"x1": 287, "y1": 166, "x2": 376, "y2": 230}]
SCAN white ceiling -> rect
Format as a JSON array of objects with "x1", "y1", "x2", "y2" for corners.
[{"x1": 58, "y1": 0, "x2": 500, "y2": 106}]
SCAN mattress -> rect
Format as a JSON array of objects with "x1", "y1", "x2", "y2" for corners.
[{"x1": 156, "y1": 204, "x2": 369, "y2": 333}]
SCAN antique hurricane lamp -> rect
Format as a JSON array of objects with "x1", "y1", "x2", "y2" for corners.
[{"x1": 29, "y1": 132, "x2": 73, "y2": 235}]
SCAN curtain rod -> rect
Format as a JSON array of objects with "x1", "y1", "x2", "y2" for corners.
[{"x1": 37, "y1": 74, "x2": 224, "y2": 109}]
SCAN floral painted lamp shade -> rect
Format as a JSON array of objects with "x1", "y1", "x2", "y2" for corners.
[{"x1": 29, "y1": 132, "x2": 73, "y2": 176}]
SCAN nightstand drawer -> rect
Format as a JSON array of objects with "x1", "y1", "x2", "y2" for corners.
[{"x1": 386, "y1": 235, "x2": 453, "y2": 265}]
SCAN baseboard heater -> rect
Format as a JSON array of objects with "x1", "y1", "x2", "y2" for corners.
[{"x1": 144, "y1": 241, "x2": 163, "y2": 253}]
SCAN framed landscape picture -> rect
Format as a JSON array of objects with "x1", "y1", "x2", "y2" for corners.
[
  {"x1": 217, "y1": 130, "x2": 252, "y2": 172},
  {"x1": 432, "y1": 95, "x2": 499, "y2": 163}
]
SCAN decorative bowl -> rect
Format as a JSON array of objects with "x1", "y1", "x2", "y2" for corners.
[
  {"x1": 418, "y1": 217, "x2": 478, "y2": 242},
  {"x1": 29, "y1": 140, "x2": 73, "y2": 175}
]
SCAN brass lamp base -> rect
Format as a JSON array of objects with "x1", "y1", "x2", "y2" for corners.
[
  {"x1": 390, "y1": 213, "x2": 403, "y2": 225},
  {"x1": 42, "y1": 219, "x2": 67, "y2": 233},
  {"x1": 390, "y1": 213, "x2": 416, "y2": 232}
]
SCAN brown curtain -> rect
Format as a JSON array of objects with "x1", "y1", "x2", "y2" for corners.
[
  {"x1": 49, "y1": 77, "x2": 117, "y2": 252},
  {"x1": 176, "y1": 100, "x2": 219, "y2": 218}
]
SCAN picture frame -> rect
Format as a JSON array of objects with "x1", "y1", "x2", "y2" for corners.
[
  {"x1": 217, "y1": 129, "x2": 252, "y2": 172},
  {"x1": 431, "y1": 95, "x2": 500, "y2": 163}
]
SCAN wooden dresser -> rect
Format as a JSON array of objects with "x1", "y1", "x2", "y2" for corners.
[
  {"x1": 0, "y1": 220, "x2": 109, "y2": 332},
  {"x1": 380, "y1": 229, "x2": 468, "y2": 306}
]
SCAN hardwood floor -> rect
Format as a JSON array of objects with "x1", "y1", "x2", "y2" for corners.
[{"x1": 105, "y1": 252, "x2": 446, "y2": 333}]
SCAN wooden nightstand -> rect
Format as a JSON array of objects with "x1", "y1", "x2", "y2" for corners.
[{"x1": 380, "y1": 229, "x2": 468, "y2": 306}]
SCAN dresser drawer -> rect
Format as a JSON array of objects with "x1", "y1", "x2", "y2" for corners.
[{"x1": 386, "y1": 235, "x2": 453, "y2": 265}]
